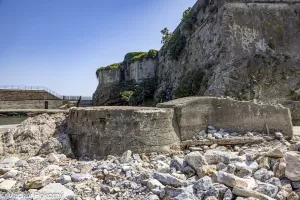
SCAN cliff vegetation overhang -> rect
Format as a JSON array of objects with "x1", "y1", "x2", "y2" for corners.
[{"x1": 96, "y1": 49, "x2": 158, "y2": 78}]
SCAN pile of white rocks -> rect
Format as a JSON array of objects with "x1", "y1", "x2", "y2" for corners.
[
  {"x1": 0, "y1": 113, "x2": 73, "y2": 158},
  {"x1": 192, "y1": 126, "x2": 281, "y2": 140},
  {"x1": 0, "y1": 115, "x2": 300, "y2": 199},
  {"x1": 0, "y1": 136, "x2": 299, "y2": 199}
]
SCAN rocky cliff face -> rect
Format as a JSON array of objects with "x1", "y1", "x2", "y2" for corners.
[
  {"x1": 156, "y1": 0, "x2": 300, "y2": 104},
  {"x1": 93, "y1": 83, "x2": 122, "y2": 106},
  {"x1": 93, "y1": 52, "x2": 158, "y2": 106}
]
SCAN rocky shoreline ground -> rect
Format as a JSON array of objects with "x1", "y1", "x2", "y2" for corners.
[{"x1": 0, "y1": 114, "x2": 299, "y2": 200}]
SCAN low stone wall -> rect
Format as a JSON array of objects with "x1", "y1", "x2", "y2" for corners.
[
  {"x1": 0, "y1": 100, "x2": 64, "y2": 109},
  {"x1": 0, "y1": 89, "x2": 60, "y2": 101},
  {"x1": 68, "y1": 107, "x2": 180, "y2": 158},
  {"x1": 157, "y1": 97, "x2": 293, "y2": 140}
]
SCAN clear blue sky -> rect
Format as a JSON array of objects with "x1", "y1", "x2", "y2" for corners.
[{"x1": 0, "y1": 0, "x2": 196, "y2": 96}]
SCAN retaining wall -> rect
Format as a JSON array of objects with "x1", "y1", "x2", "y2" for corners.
[
  {"x1": 0, "y1": 100, "x2": 64, "y2": 109},
  {"x1": 157, "y1": 97, "x2": 293, "y2": 140},
  {"x1": 0, "y1": 89, "x2": 60, "y2": 101}
]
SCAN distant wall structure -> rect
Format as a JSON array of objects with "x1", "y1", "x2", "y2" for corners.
[
  {"x1": 0, "y1": 89, "x2": 63, "y2": 109},
  {"x1": 0, "y1": 89, "x2": 60, "y2": 101},
  {"x1": 0, "y1": 100, "x2": 63, "y2": 109}
]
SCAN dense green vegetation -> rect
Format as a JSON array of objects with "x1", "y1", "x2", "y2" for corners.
[
  {"x1": 164, "y1": 30, "x2": 186, "y2": 60},
  {"x1": 96, "y1": 50, "x2": 158, "y2": 78},
  {"x1": 124, "y1": 52, "x2": 146, "y2": 63},
  {"x1": 124, "y1": 50, "x2": 158, "y2": 64},
  {"x1": 182, "y1": 7, "x2": 197, "y2": 31},
  {"x1": 96, "y1": 62, "x2": 122, "y2": 78}
]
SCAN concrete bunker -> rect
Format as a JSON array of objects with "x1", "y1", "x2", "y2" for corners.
[
  {"x1": 68, "y1": 106, "x2": 180, "y2": 159},
  {"x1": 157, "y1": 97, "x2": 293, "y2": 140},
  {"x1": 68, "y1": 97, "x2": 294, "y2": 158}
]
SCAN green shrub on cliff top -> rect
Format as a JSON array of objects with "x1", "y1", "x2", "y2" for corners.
[
  {"x1": 161, "y1": 29, "x2": 186, "y2": 60},
  {"x1": 147, "y1": 49, "x2": 159, "y2": 59},
  {"x1": 124, "y1": 50, "x2": 158, "y2": 64},
  {"x1": 160, "y1": 7, "x2": 197, "y2": 60},
  {"x1": 124, "y1": 52, "x2": 146, "y2": 63},
  {"x1": 96, "y1": 62, "x2": 122, "y2": 78},
  {"x1": 96, "y1": 50, "x2": 158, "y2": 78},
  {"x1": 182, "y1": 7, "x2": 197, "y2": 31}
]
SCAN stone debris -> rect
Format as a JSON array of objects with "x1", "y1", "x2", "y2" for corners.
[
  {"x1": 0, "y1": 113, "x2": 73, "y2": 157},
  {"x1": 284, "y1": 151, "x2": 300, "y2": 181},
  {"x1": 0, "y1": 180, "x2": 16, "y2": 191},
  {"x1": 0, "y1": 117, "x2": 300, "y2": 199},
  {"x1": 34, "y1": 183, "x2": 75, "y2": 199},
  {"x1": 0, "y1": 136, "x2": 297, "y2": 200}
]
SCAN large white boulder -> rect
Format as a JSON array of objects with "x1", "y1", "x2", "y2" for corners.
[
  {"x1": 285, "y1": 152, "x2": 300, "y2": 181},
  {"x1": 1, "y1": 114, "x2": 73, "y2": 157}
]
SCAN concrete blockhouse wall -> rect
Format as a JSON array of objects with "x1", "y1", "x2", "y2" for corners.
[
  {"x1": 0, "y1": 89, "x2": 60, "y2": 101},
  {"x1": 157, "y1": 97, "x2": 293, "y2": 140},
  {"x1": 68, "y1": 106, "x2": 180, "y2": 158},
  {"x1": 0, "y1": 89, "x2": 63, "y2": 109},
  {"x1": 0, "y1": 100, "x2": 64, "y2": 109}
]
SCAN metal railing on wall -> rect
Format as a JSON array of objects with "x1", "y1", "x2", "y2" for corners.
[
  {"x1": 0, "y1": 85, "x2": 92, "y2": 101},
  {"x1": 62, "y1": 96, "x2": 92, "y2": 101},
  {"x1": 0, "y1": 85, "x2": 63, "y2": 99}
]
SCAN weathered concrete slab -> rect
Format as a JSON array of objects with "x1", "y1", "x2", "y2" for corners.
[
  {"x1": 157, "y1": 97, "x2": 293, "y2": 140},
  {"x1": 68, "y1": 107, "x2": 180, "y2": 158}
]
